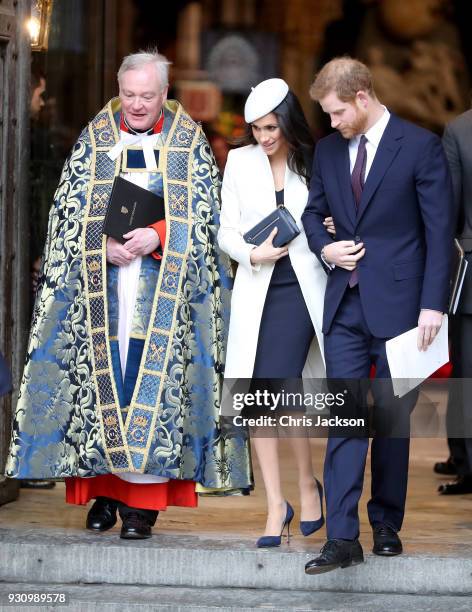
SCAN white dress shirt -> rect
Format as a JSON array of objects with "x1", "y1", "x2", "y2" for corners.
[{"x1": 321, "y1": 107, "x2": 391, "y2": 270}]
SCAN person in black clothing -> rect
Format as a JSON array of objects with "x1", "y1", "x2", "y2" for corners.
[{"x1": 438, "y1": 110, "x2": 472, "y2": 495}]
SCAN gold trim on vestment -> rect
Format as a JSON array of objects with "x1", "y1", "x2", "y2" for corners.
[
  {"x1": 82, "y1": 100, "x2": 132, "y2": 472},
  {"x1": 82, "y1": 98, "x2": 199, "y2": 473},
  {"x1": 124, "y1": 102, "x2": 199, "y2": 471}
]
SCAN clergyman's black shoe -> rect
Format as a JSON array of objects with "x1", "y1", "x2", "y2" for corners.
[
  {"x1": 434, "y1": 457, "x2": 457, "y2": 476},
  {"x1": 438, "y1": 475, "x2": 472, "y2": 495},
  {"x1": 305, "y1": 539, "x2": 364, "y2": 575},
  {"x1": 372, "y1": 524, "x2": 403, "y2": 556},
  {"x1": 120, "y1": 512, "x2": 154, "y2": 540},
  {"x1": 86, "y1": 497, "x2": 118, "y2": 532}
]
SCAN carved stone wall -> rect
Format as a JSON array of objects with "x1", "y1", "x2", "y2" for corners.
[{"x1": 355, "y1": 1, "x2": 469, "y2": 132}]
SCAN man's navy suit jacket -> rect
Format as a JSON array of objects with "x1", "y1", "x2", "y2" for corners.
[{"x1": 302, "y1": 113, "x2": 454, "y2": 338}]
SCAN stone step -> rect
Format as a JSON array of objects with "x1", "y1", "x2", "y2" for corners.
[
  {"x1": 0, "y1": 583, "x2": 470, "y2": 612},
  {"x1": 0, "y1": 528, "x2": 471, "y2": 597}
]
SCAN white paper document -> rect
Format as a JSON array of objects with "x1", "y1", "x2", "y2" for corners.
[{"x1": 385, "y1": 315, "x2": 449, "y2": 398}]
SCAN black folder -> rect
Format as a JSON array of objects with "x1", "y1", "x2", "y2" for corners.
[
  {"x1": 103, "y1": 176, "x2": 165, "y2": 243},
  {"x1": 449, "y1": 238, "x2": 469, "y2": 315}
]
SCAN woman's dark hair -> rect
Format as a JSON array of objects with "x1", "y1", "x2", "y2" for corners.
[{"x1": 236, "y1": 90, "x2": 315, "y2": 185}]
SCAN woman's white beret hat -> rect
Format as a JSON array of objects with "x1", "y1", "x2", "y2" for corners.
[{"x1": 244, "y1": 78, "x2": 290, "y2": 123}]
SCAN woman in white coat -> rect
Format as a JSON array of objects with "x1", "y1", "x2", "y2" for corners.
[{"x1": 218, "y1": 79, "x2": 329, "y2": 547}]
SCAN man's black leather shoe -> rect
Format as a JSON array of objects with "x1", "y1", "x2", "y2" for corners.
[
  {"x1": 86, "y1": 497, "x2": 118, "y2": 532},
  {"x1": 305, "y1": 539, "x2": 364, "y2": 575},
  {"x1": 438, "y1": 475, "x2": 472, "y2": 495},
  {"x1": 120, "y1": 512, "x2": 153, "y2": 539},
  {"x1": 372, "y1": 524, "x2": 403, "y2": 556},
  {"x1": 434, "y1": 457, "x2": 457, "y2": 476}
]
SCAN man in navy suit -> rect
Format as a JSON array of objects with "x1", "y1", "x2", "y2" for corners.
[{"x1": 302, "y1": 57, "x2": 454, "y2": 574}]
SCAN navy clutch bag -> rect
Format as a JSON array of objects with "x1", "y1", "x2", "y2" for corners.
[{"x1": 243, "y1": 206, "x2": 300, "y2": 248}]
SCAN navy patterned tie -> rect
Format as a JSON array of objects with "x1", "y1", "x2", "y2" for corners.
[{"x1": 349, "y1": 135, "x2": 367, "y2": 288}]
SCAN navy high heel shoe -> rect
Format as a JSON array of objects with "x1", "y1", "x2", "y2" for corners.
[
  {"x1": 299, "y1": 479, "x2": 325, "y2": 536},
  {"x1": 256, "y1": 501, "x2": 294, "y2": 548}
]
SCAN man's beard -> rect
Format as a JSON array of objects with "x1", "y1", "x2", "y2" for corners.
[{"x1": 339, "y1": 109, "x2": 368, "y2": 139}]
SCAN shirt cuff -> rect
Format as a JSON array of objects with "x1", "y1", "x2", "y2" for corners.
[
  {"x1": 149, "y1": 220, "x2": 166, "y2": 260},
  {"x1": 321, "y1": 247, "x2": 335, "y2": 271}
]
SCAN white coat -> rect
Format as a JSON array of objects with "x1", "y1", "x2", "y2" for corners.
[{"x1": 218, "y1": 144, "x2": 327, "y2": 379}]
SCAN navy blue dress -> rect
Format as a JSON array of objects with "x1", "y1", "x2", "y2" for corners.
[{"x1": 252, "y1": 189, "x2": 314, "y2": 379}]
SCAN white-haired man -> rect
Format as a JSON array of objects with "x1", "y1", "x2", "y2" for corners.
[{"x1": 6, "y1": 50, "x2": 252, "y2": 539}]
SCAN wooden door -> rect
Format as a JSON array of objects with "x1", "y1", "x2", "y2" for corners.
[{"x1": 0, "y1": 0, "x2": 30, "y2": 505}]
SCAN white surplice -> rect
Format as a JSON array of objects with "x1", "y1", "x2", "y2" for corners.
[{"x1": 108, "y1": 130, "x2": 169, "y2": 484}]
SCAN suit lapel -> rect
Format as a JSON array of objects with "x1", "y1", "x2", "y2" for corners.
[
  {"x1": 334, "y1": 135, "x2": 357, "y2": 228},
  {"x1": 356, "y1": 114, "x2": 403, "y2": 222}
]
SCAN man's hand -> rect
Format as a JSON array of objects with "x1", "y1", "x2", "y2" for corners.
[
  {"x1": 106, "y1": 237, "x2": 137, "y2": 266},
  {"x1": 323, "y1": 216, "x2": 336, "y2": 236},
  {"x1": 417, "y1": 309, "x2": 443, "y2": 351},
  {"x1": 323, "y1": 240, "x2": 365, "y2": 271},
  {"x1": 250, "y1": 227, "x2": 288, "y2": 265},
  {"x1": 123, "y1": 227, "x2": 160, "y2": 257}
]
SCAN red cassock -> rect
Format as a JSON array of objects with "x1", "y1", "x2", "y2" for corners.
[
  {"x1": 65, "y1": 476, "x2": 198, "y2": 510},
  {"x1": 66, "y1": 112, "x2": 197, "y2": 511}
]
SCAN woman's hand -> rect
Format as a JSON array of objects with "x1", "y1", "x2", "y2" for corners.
[
  {"x1": 249, "y1": 228, "x2": 289, "y2": 265},
  {"x1": 324, "y1": 216, "x2": 336, "y2": 236}
]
